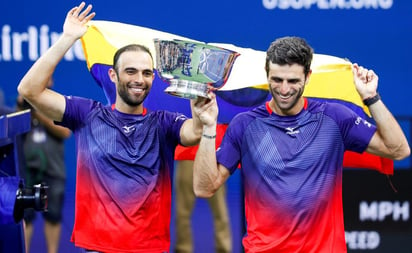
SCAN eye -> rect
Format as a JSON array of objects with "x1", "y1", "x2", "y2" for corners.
[
  {"x1": 289, "y1": 79, "x2": 300, "y2": 85},
  {"x1": 271, "y1": 77, "x2": 283, "y2": 83},
  {"x1": 143, "y1": 70, "x2": 153, "y2": 77},
  {"x1": 125, "y1": 69, "x2": 137, "y2": 75}
]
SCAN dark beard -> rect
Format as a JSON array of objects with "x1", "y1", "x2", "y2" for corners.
[{"x1": 117, "y1": 81, "x2": 149, "y2": 107}]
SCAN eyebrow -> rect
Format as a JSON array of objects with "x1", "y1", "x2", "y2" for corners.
[
  {"x1": 124, "y1": 67, "x2": 153, "y2": 73},
  {"x1": 270, "y1": 76, "x2": 301, "y2": 82}
]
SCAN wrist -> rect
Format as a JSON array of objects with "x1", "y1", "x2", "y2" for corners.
[
  {"x1": 363, "y1": 93, "x2": 381, "y2": 107},
  {"x1": 59, "y1": 33, "x2": 81, "y2": 47},
  {"x1": 202, "y1": 133, "x2": 216, "y2": 139},
  {"x1": 202, "y1": 124, "x2": 216, "y2": 139}
]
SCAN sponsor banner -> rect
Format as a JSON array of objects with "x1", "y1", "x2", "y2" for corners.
[{"x1": 343, "y1": 169, "x2": 412, "y2": 252}]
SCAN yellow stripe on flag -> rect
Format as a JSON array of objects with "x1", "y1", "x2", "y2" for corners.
[{"x1": 81, "y1": 25, "x2": 117, "y2": 69}]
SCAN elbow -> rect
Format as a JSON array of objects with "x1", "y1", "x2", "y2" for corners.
[
  {"x1": 17, "y1": 83, "x2": 25, "y2": 97},
  {"x1": 17, "y1": 78, "x2": 41, "y2": 101},
  {"x1": 387, "y1": 141, "x2": 411, "y2": 161},
  {"x1": 17, "y1": 81, "x2": 32, "y2": 100},
  {"x1": 393, "y1": 146, "x2": 411, "y2": 161},
  {"x1": 61, "y1": 128, "x2": 72, "y2": 139}
]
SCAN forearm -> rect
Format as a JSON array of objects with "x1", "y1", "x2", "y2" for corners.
[
  {"x1": 17, "y1": 34, "x2": 76, "y2": 121},
  {"x1": 179, "y1": 119, "x2": 202, "y2": 146},
  {"x1": 368, "y1": 100, "x2": 410, "y2": 159},
  {"x1": 17, "y1": 34, "x2": 77, "y2": 99},
  {"x1": 193, "y1": 123, "x2": 220, "y2": 198}
]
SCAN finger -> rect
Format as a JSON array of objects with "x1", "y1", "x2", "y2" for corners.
[
  {"x1": 366, "y1": 70, "x2": 375, "y2": 82},
  {"x1": 207, "y1": 91, "x2": 216, "y2": 100},
  {"x1": 356, "y1": 66, "x2": 369, "y2": 81},
  {"x1": 357, "y1": 66, "x2": 365, "y2": 75},
  {"x1": 352, "y1": 64, "x2": 364, "y2": 78},
  {"x1": 198, "y1": 102, "x2": 214, "y2": 116},
  {"x1": 194, "y1": 95, "x2": 213, "y2": 109},
  {"x1": 207, "y1": 84, "x2": 218, "y2": 92},
  {"x1": 366, "y1": 71, "x2": 372, "y2": 82},
  {"x1": 84, "y1": 12, "x2": 96, "y2": 23},
  {"x1": 78, "y1": 4, "x2": 93, "y2": 20},
  {"x1": 352, "y1": 63, "x2": 359, "y2": 72},
  {"x1": 73, "y1": 2, "x2": 86, "y2": 16},
  {"x1": 193, "y1": 96, "x2": 207, "y2": 106},
  {"x1": 67, "y1": 6, "x2": 79, "y2": 18}
]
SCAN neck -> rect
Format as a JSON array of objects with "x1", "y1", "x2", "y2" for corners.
[
  {"x1": 114, "y1": 102, "x2": 144, "y2": 115},
  {"x1": 268, "y1": 97, "x2": 306, "y2": 116}
]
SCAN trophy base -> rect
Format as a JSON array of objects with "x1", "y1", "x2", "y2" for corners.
[{"x1": 164, "y1": 79, "x2": 209, "y2": 99}]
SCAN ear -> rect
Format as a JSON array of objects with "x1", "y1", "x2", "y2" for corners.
[
  {"x1": 108, "y1": 68, "x2": 117, "y2": 83},
  {"x1": 305, "y1": 69, "x2": 312, "y2": 85}
]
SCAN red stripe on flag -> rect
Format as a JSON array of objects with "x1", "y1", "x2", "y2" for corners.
[{"x1": 343, "y1": 151, "x2": 393, "y2": 175}]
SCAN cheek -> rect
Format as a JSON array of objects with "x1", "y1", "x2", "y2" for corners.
[
  {"x1": 145, "y1": 76, "x2": 154, "y2": 84},
  {"x1": 268, "y1": 81, "x2": 278, "y2": 90},
  {"x1": 295, "y1": 84, "x2": 305, "y2": 96}
]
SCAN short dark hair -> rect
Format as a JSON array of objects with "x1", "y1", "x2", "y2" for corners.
[
  {"x1": 265, "y1": 36, "x2": 313, "y2": 77},
  {"x1": 113, "y1": 44, "x2": 154, "y2": 71}
]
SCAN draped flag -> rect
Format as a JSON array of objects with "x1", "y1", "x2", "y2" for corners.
[{"x1": 80, "y1": 20, "x2": 393, "y2": 174}]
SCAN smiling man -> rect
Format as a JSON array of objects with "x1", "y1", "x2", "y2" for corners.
[
  {"x1": 193, "y1": 36, "x2": 410, "y2": 253},
  {"x1": 17, "y1": 3, "x2": 218, "y2": 253}
]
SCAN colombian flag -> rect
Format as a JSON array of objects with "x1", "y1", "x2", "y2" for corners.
[{"x1": 80, "y1": 20, "x2": 393, "y2": 175}]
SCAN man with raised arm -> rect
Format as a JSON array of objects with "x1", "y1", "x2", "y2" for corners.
[
  {"x1": 18, "y1": 2, "x2": 217, "y2": 252},
  {"x1": 193, "y1": 36, "x2": 410, "y2": 253}
]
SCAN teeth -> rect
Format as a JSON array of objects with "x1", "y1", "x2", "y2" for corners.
[
  {"x1": 279, "y1": 94, "x2": 291, "y2": 99},
  {"x1": 131, "y1": 87, "x2": 143, "y2": 92}
]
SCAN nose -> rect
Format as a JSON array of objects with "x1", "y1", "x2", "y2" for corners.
[
  {"x1": 278, "y1": 80, "x2": 290, "y2": 94},
  {"x1": 133, "y1": 72, "x2": 144, "y2": 84}
]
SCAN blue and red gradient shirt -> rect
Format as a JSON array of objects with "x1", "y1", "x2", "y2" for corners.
[
  {"x1": 59, "y1": 96, "x2": 187, "y2": 253},
  {"x1": 217, "y1": 98, "x2": 376, "y2": 253}
]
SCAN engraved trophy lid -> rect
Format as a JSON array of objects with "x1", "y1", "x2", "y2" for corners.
[{"x1": 154, "y1": 39, "x2": 239, "y2": 99}]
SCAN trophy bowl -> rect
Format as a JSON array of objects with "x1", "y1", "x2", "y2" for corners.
[{"x1": 154, "y1": 39, "x2": 239, "y2": 99}]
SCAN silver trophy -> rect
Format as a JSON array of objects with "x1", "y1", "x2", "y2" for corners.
[{"x1": 154, "y1": 39, "x2": 239, "y2": 99}]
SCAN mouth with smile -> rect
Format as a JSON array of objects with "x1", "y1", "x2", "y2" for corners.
[
  {"x1": 279, "y1": 93, "x2": 292, "y2": 99},
  {"x1": 129, "y1": 86, "x2": 145, "y2": 95},
  {"x1": 278, "y1": 93, "x2": 294, "y2": 102}
]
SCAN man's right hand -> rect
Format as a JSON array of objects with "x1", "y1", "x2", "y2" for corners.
[{"x1": 63, "y1": 2, "x2": 95, "y2": 41}]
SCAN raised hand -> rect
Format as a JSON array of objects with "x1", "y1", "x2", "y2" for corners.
[
  {"x1": 192, "y1": 92, "x2": 218, "y2": 127},
  {"x1": 352, "y1": 63, "x2": 379, "y2": 100},
  {"x1": 63, "y1": 2, "x2": 95, "y2": 40}
]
